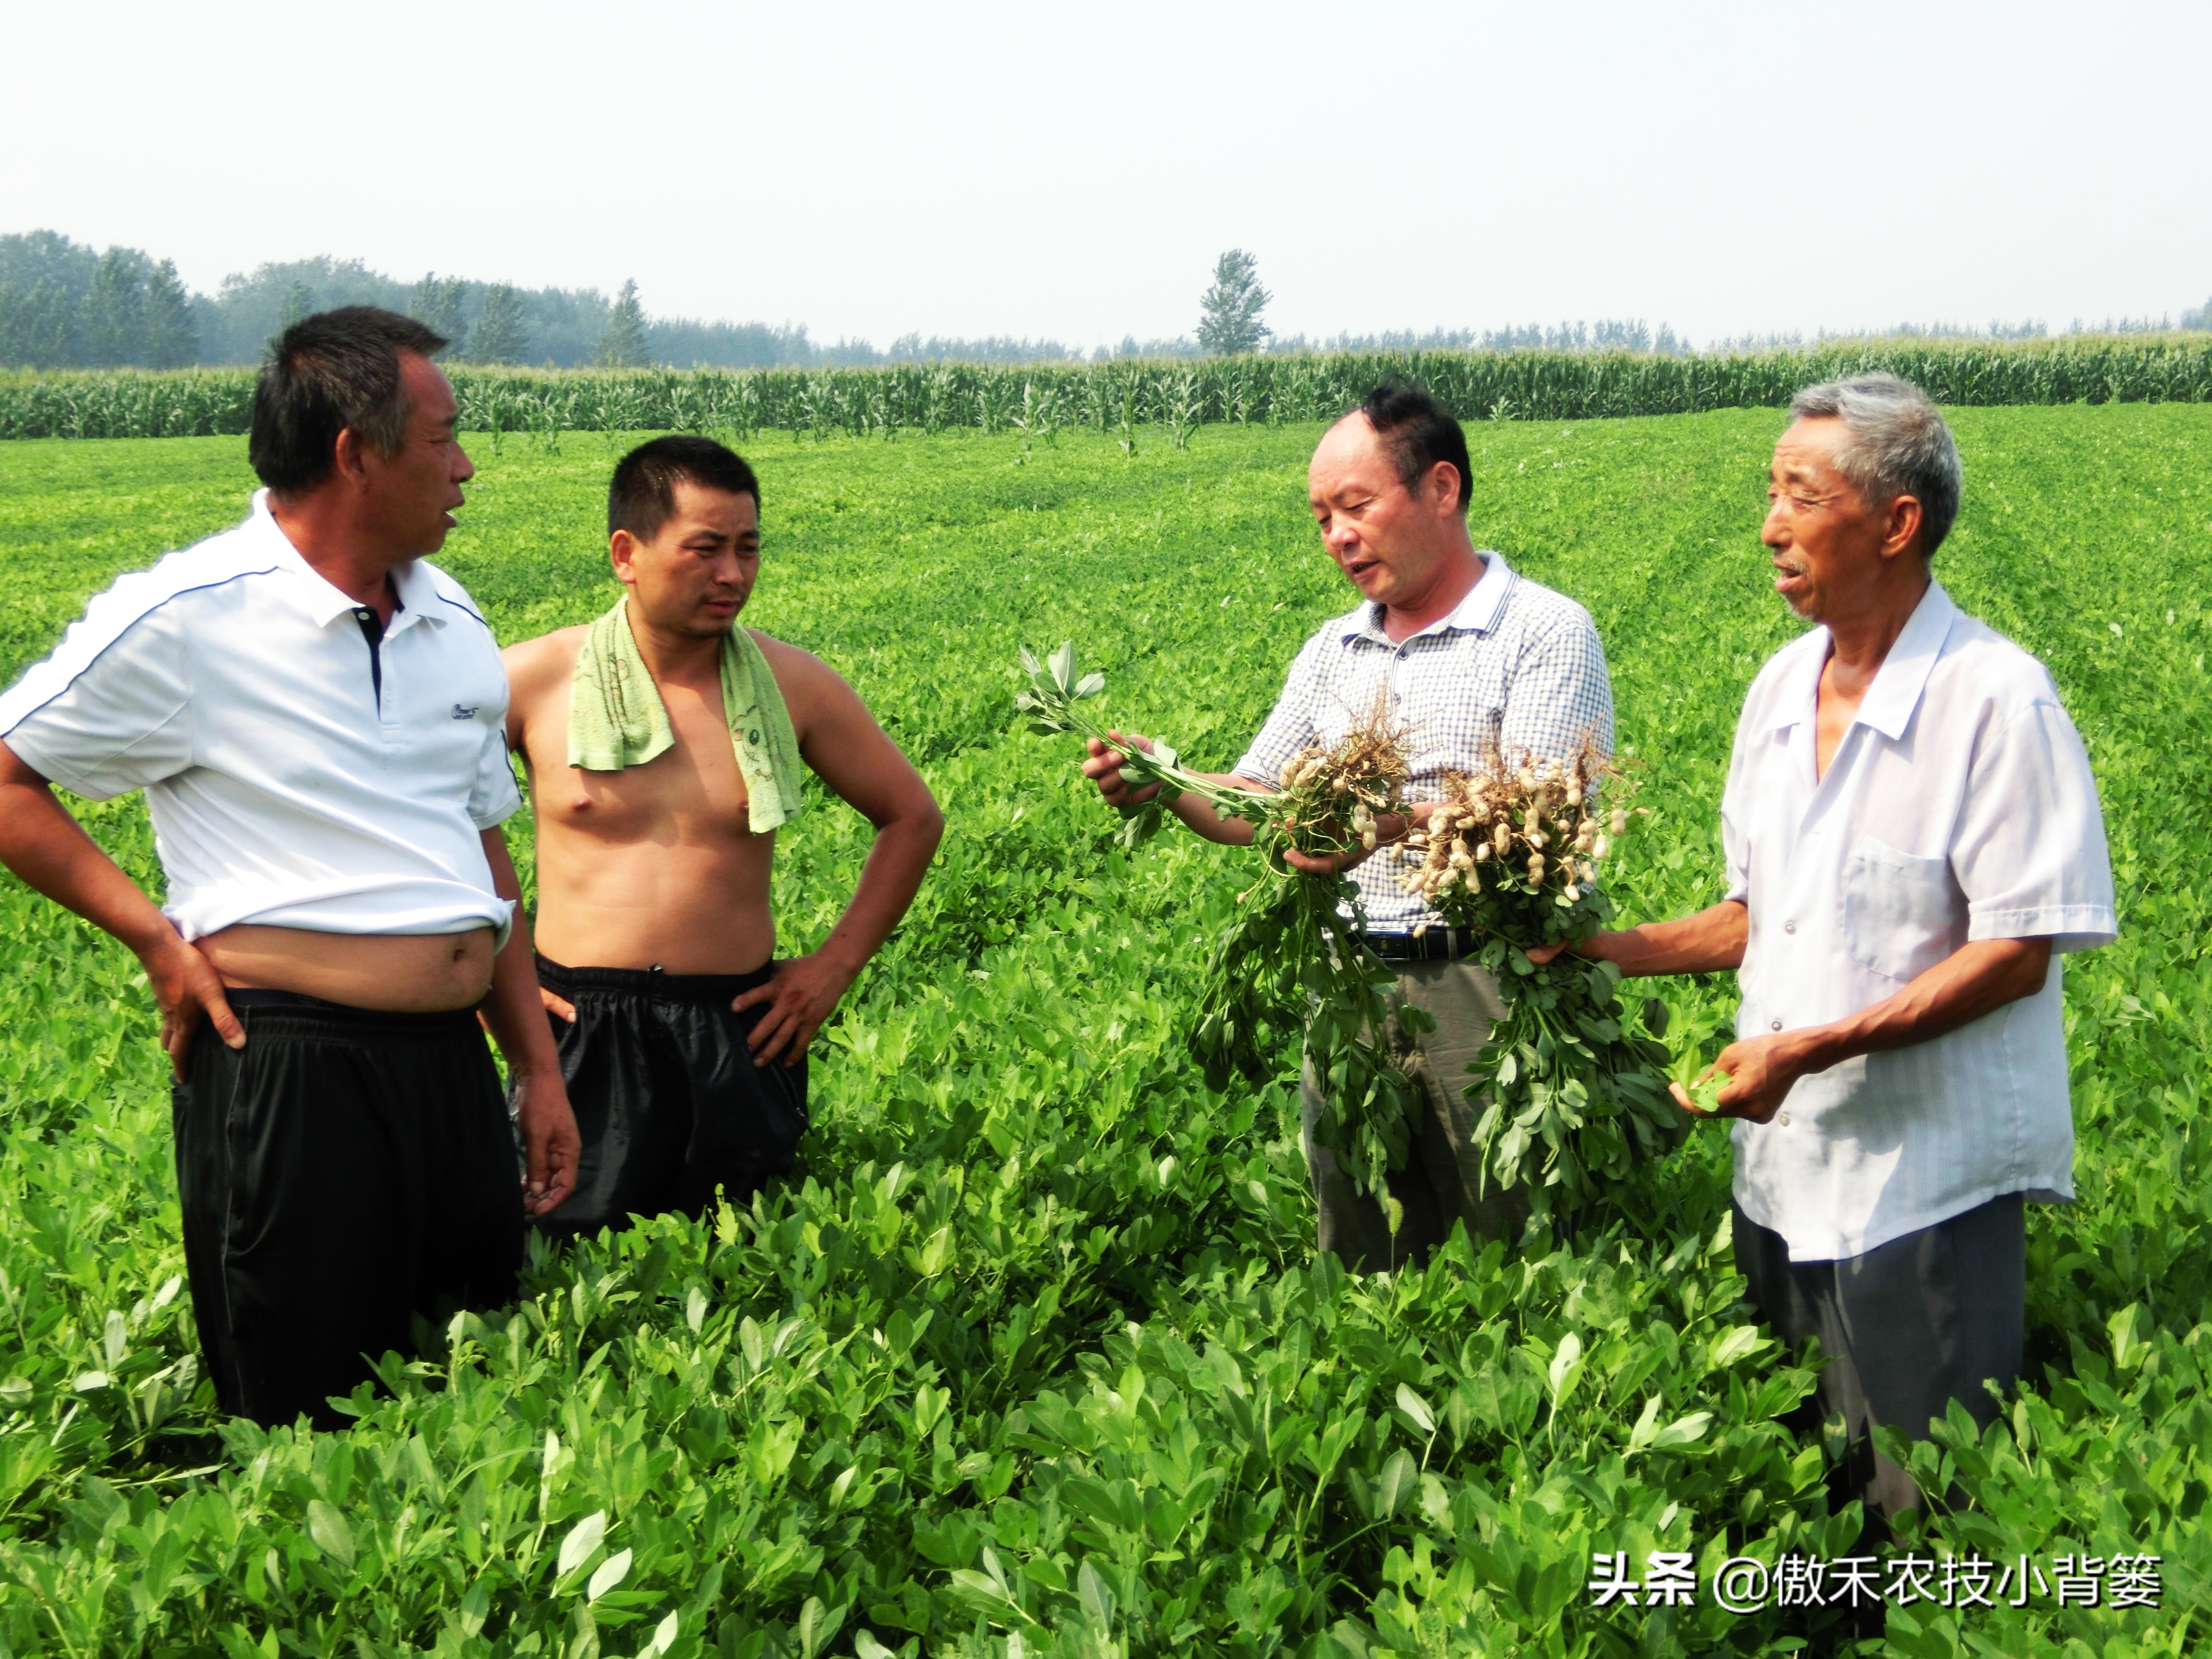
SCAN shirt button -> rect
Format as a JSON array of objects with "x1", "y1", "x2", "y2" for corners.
[
  {"x1": 1769, "y1": 1019, "x2": 1783, "y2": 1032},
  {"x1": 1778, "y1": 1112, "x2": 1792, "y2": 1126},
  {"x1": 1783, "y1": 921, "x2": 1796, "y2": 934}
]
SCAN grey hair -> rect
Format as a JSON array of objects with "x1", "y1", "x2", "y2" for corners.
[{"x1": 1787, "y1": 373, "x2": 1962, "y2": 557}]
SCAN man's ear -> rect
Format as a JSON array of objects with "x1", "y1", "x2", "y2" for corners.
[
  {"x1": 1881, "y1": 494, "x2": 1925, "y2": 561},
  {"x1": 332, "y1": 426, "x2": 372, "y2": 489},
  {"x1": 609, "y1": 528, "x2": 639, "y2": 584},
  {"x1": 1428, "y1": 459, "x2": 1466, "y2": 517}
]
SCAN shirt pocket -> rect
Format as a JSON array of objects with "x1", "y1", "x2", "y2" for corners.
[{"x1": 1841, "y1": 835, "x2": 1961, "y2": 983}]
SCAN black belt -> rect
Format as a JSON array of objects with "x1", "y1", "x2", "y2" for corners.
[{"x1": 1363, "y1": 927, "x2": 1481, "y2": 963}]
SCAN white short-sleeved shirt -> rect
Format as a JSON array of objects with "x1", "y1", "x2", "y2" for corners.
[
  {"x1": 1234, "y1": 552, "x2": 1615, "y2": 931},
  {"x1": 0, "y1": 490, "x2": 520, "y2": 946},
  {"x1": 1721, "y1": 580, "x2": 2116, "y2": 1261}
]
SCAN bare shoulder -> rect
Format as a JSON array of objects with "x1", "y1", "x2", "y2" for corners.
[
  {"x1": 503, "y1": 626, "x2": 590, "y2": 746},
  {"x1": 504, "y1": 625, "x2": 589, "y2": 696},
  {"x1": 747, "y1": 629, "x2": 863, "y2": 725}
]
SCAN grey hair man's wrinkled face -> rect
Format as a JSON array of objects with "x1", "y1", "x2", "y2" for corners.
[
  {"x1": 1761, "y1": 418, "x2": 1897, "y2": 624},
  {"x1": 1785, "y1": 374, "x2": 1961, "y2": 557}
]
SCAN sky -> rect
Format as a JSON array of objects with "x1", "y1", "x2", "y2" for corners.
[{"x1": 4, "y1": 0, "x2": 2208, "y2": 351}]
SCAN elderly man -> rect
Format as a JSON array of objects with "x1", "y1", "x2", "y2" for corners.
[
  {"x1": 1561, "y1": 373, "x2": 2114, "y2": 1518},
  {"x1": 1085, "y1": 382, "x2": 1613, "y2": 1270},
  {"x1": 0, "y1": 306, "x2": 578, "y2": 1429}
]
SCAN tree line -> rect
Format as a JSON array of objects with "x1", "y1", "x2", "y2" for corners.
[
  {"x1": 0, "y1": 234, "x2": 198, "y2": 370},
  {"x1": 0, "y1": 233, "x2": 1092, "y2": 373},
  {"x1": 6, "y1": 228, "x2": 2206, "y2": 373}
]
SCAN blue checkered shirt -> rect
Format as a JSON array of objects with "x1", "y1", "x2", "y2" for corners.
[{"x1": 1233, "y1": 551, "x2": 1614, "y2": 931}]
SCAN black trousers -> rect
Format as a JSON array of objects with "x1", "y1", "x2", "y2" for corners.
[
  {"x1": 1734, "y1": 1194, "x2": 2026, "y2": 1519},
  {"x1": 172, "y1": 995, "x2": 523, "y2": 1430},
  {"x1": 532, "y1": 956, "x2": 809, "y2": 1236}
]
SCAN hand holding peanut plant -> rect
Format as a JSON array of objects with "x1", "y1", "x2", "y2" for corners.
[
  {"x1": 1021, "y1": 642, "x2": 1433, "y2": 1227},
  {"x1": 1401, "y1": 743, "x2": 1686, "y2": 1216}
]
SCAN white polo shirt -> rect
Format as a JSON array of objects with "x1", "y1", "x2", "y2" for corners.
[
  {"x1": 1721, "y1": 580, "x2": 2116, "y2": 1261},
  {"x1": 0, "y1": 490, "x2": 520, "y2": 946}
]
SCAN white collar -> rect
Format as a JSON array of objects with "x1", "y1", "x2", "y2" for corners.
[
  {"x1": 1335, "y1": 549, "x2": 1514, "y2": 642},
  {"x1": 1767, "y1": 579, "x2": 1959, "y2": 737},
  {"x1": 250, "y1": 489, "x2": 447, "y2": 635}
]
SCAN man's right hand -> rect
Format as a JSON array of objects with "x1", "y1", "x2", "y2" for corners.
[
  {"x1": 141, "y1": 933, "x2": 244, "y2": 1080},
  {"x1": 1082, "y1": 731, "x2": 1165, "y2": 809}
]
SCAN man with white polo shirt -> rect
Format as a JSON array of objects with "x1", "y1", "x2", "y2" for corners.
[
  {"x1": 0, "y1": 306, "x2": 579, "y2": 1429},
  {"x1": 1561, "y1": 373, "x2": 2115, "y2": 1522},
  {"x1": 1085, "y1": 382, "x2": 1614, "y2": 1270}
]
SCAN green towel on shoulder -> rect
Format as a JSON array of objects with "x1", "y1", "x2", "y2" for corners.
[{"x1": 566, "y1": 596, "x2": 805, "y2": 833}]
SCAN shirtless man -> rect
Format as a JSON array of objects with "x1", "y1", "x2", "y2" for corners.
[
  {"x1": 0, "y1": 306, "x2": 578, "y2": 1429},
  {"x1": 503, "y1": 435, "x2": 942, "y2": 1232}
]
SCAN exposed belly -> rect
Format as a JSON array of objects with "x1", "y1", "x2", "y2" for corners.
[
  {"x1": 201, "y1": 924, "x2": 498, "y2": 1011},
  {"x1": 531, "y1": 825, "x2": 776, "y2": 975}
]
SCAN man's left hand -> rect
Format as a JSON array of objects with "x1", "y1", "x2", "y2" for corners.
[
  {"x1": 733, "y1": 953, "x2": 854, "y2": 1067},
  {"x1": 1283, "y1": 809, "x2": 1414, "y2": 876},
  {"x1": 1672, "y1": 1033, "x2": 1808, "y2": 1125}
]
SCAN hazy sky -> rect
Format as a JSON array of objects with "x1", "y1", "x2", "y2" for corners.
[{"x1": 5, "y1": 0, "x2": 2207, "y2": 350}]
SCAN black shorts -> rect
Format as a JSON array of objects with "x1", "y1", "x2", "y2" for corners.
[
  {"x1": 532, "y1": 955, "x2": 809, "y2": 1236},
  {"x1": 172, "y1": 991, "x2": 522, "y2": 1430}
]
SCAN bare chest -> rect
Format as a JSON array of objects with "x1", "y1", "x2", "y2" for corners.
[{"x1": 541, "y1": 680, "x2": 754, "y2": 840}]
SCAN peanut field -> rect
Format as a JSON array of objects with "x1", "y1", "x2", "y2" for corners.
[{"x1": 0, "y1": 406, "x2": 2207, "y2": 1658}]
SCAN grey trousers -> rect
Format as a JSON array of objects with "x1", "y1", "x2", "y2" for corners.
[
  {"x1": 1300, "y1": 956, "x2": 1529, "y2": 1273},
  {"x1": 1733, "y1": 1194, "x2": 2025, "y2": 1518}
]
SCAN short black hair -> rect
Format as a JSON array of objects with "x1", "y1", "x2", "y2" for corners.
[
  {"x1": 249, "y1": 306, "x2": 449, "y2": 495},
  {"x1": 1353, "y1": 381, "x2": 1473, "y2": 515},
  {"x1": 608, "y1": 435, "x2": 761, "y2": 541}
]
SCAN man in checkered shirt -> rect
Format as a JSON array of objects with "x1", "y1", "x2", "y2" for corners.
[{"x1": 1083, "y1": 383, "x2": 1613, "y2": 1268}]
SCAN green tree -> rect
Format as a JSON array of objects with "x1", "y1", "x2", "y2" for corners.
[
  {"x1": 596, "y1": 279, "x2": 650, "y2": 368},
  {"x1": 471, "y1": 283, "x2": 529, "y2": 364},
  {"x1": 409, "y1": 271, "x2": 469, "y2": 355},
  {"x1": 142, "y1": 258, "x2": 197, "y2": 368},
  {"x1": 0, "y1": 278, "x2": 79, "y2": 366},
  {"x1": 1197, "y1": 249, "x2": 1271, "y2": 356},
  {"x1": 82, "y1": 248, "x2": 147, "y2": 367},
  {"x1": 277, "y1": 278, "x2": 317, "y2": 332}
]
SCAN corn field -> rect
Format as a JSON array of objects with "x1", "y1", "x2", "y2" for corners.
[{"x1": 2, "y1": 337, "x2": 2209, "y2": 441}]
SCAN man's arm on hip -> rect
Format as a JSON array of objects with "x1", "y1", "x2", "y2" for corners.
[
  {"x1": 737, "y1": 645, "x2": 945, "y2": 1065},
  {"x1": 0, "y1": 740, "x2": 240, "y2": 1078}
]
